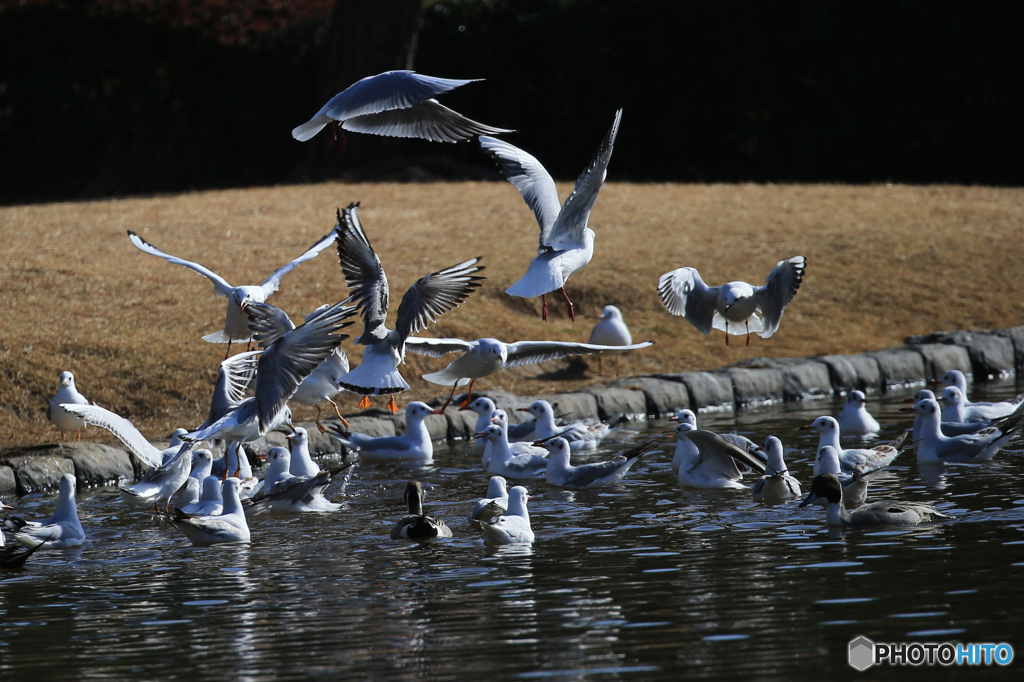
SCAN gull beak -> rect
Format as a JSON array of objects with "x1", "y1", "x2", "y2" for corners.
[
  {"x1": 902, "y1": 397, "x2": 917, "y2": 403},
  {"x1": 898, "y1": 406, "x2": 915, "y2": 412},
  {"x1": 258, "y1": 453, "x2": 267, "y2": 462},
  {"x1": 798, "y1": 491, "x2": 818, "y2": 508},
  {"x1": 430, "y1": 409, "x2": 443, "y2": 415},
  {"x1": 288, "y1": 422, "x2": 296, "y2": 432},
  {"x1": 459, "y1": 404, "x2": 473, "y2": 411},
  {"x1": 285, "y1": 432, "x2": 295, "y2": 440},
  {"x1": 472, "y1": 431, "x2": 487, "y2": 439},
  {"x1": 798, "y1": 424, "x2": 814, "y2": 430}
]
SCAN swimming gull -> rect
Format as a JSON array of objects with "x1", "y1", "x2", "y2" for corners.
[
  {"x1": 543, "y1": 437, "x2": 656, "y2": 489},
  {"x1": 167, "y1": 478, "x2": 251, "y2": 546},
  {"x1": 836, "y1": 390, "x2": 881, "y2": 436},
  {"x1": 481, "y1": 486, "x2": 534, "y2": 546}
]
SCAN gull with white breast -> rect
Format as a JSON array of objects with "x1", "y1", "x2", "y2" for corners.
[
  {"x1": 517, "y1": 400, "x2": 618, "y2": 452},
  {"x1": 836, "y1": 390, "x2": 880, "y2": 436},
  {"x1": 939, "y1": 370, "x2": 1024, "y2": 418},
  {"x1": 911, "y1": 398, "x2": 1024, "y2": 464},
  {"x1": 480, "y1": 109, "x2": 622, "y2": 322},
  {"x1": 467, "y1": 476, "x2": 509, "y2": 530},
  {"x1": 658, "y1": 256, "x2": 805, "y2": 345},
  {"x1": 475, "y1": 424, "x2": 549, "y2": 480},
  {"x1": 331, "y1": 402, "x2": 441, "y2": 463},
  {"x1": 801, "y1": 416, "x2": 906, "y2": 474},
  {"x1": 8, "y1": 474, "x2": 86, "y2": 549},
  {"x1": 481, "y1": 487, "x2": 534, "y2": 546},
  {"x1": 127, "y1": 228, "x2": 337, "y2": 357},
  {"x1": 166, "y1": 478, "x2": 251, "y2": 546},
  {"x1": 750, "y1": 436, "x2": 802, "y2": 503},
  {"x1": 543, "y1": 437, "x2": 656, "y2": 490},
  {"x1": 334, "y1": 202, "x2": 485, "y2": 413},
  {"x1": 48, "y1": 371, "x2": 90, "y2": 442},
  {"x1": 940, "y1": 385, "x2": 1024, "y2": 424}
]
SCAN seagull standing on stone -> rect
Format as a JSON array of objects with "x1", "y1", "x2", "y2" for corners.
[
  {"x1": 588, "y1": 305, "x2": 633, "y2": 376},
  {"x1": 658, "y1": 256, "x2": 806, "y2": 345},
  {"x1": 480, "y1": 109, "x2": 622, "y2": 322},
  {"x1": 292, "y1": 70, "x2": 512, "y2": 153},
  {"x1": 333, "y1": 202, "x2": 484, "y2": 413},
  {"x1": 405, "y1": 334, "x2": 653, "y2": 411},
  {"x1": 48, "y1": 371, "x2": 90, "y2": 442},
  {"x1": 127, "y1": 228, "x2": 337, "y2": 357}
]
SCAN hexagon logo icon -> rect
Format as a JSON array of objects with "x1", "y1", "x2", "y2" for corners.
[{"x1": 849, "y1": 636, "x2": 875, "y2": 671}]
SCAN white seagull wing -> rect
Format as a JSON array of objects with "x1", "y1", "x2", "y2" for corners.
[
  {"x1": 343, "y1": 99, "x2": 512, "y2": 142},
  {"x1": 58, "y1": 404, "x2": 164, "y2": 468},
  {"x1": 404, "y1": 337, "x2": 477, "y2": 358},
  {"x1": 657, "y1": 267, "x2": 719, "y2": 335},
  {"x1": 505, "y1": 340, "x2": 654, "y2": 368},
  {"x1": 754, "y1": 256, "x2": 806, "y2": 338},
  {"x1": 479, "y1": 136, "x2": 561, "y2": 244},
  {"x1": 545, "y1": 109, "x2": 622, "y2": 251},
  {"x1": 127, "y1": 231, "x2": 234, "y2": 297},
  {"x1": 260, "y1": 229, "x2": 338, "y2": 297},
  {"x1": 394, "y1": 258, "x2": 485, "y2": 342}
]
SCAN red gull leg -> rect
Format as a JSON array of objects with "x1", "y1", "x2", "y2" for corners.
[
  {"x1": 746, "y1": 319, "x2": 751, "y2": 346},
  {"x1": 726, "y1": 320, "x2": 729, "y2": 346},
  {"x1": 597, "y1": 355, "x2": 603, "y2": 376},
  {"x1": 559, "y1": 287, "x2": 575, "y2": 322},
  {"x1": 458, "y1": 379, "x2": 477, "y2": 408},
  {"x1": 327, "y1": 399, "x2": 350, "y2": 430},
  {"x1": 224, "y1": 339, "x2": 232, "y2": 360},
  {"x1": 541, "y1": 294, "x2": 548, "y2": 322},
  {"x1": 358, "y1": 396, "x2": 372, "y2": 409},
  {"x1": 336, "y1": 129, "x2": 348, "y2": 155},
  {"x1": 326, "y1": 121, "x2": 339, "y2": 151},
  {"x1": 438, "y1": 382, "x2": 461, "y2": 413}
]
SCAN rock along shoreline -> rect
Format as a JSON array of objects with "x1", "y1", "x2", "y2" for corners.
[{"x1": 2, "y1": 325, "x2": 1021, "y2": 498}]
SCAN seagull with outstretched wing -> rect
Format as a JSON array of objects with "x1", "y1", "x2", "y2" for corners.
[
  {"x1": 405, "y1": 335, "x2": 653, "y2": 411},
  {"x1": 334, "y1": 202, "x2": 485, "y2": 413},
  {"x1": 126, "y1": 228, "x2": 337, "y2": 357},
  {"x1": 480, "y1": 109, "x2": 622, "y2": 322},
  {"x1": 292, "y1": 70, "x2": 512, "y2": 153}
]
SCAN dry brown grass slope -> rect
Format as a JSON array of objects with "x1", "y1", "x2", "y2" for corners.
[{"x1": 1, "y1": 182, "x2": 1022, "y2": 449}]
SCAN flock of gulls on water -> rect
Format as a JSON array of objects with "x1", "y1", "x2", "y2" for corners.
[{"x1": 4, "y1": 71, "x2": 1024, "y2": 567}]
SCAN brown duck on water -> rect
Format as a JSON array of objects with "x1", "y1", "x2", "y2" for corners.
[{"x1": 391, "y1": 481, "x2": 452, "y2": 542}]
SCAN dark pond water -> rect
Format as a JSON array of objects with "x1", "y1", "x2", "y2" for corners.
[{"x1": 2, "y1": 380, "x2": 1023, "y2": 681}]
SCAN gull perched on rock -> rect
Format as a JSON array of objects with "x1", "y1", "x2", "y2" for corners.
[
  {"x1": 243, "y1": 301, "x2": 354, "y2": 433},
  {"x1": 391, "y1": 481, "x2": 452, "y2": 542},
  {"x1": 543, "y1": 438, "x2": 656, "y2": 490},
  {"x1": 184, "y1": 299, "x2": 356, "y2": 443},
  {"x1": 8, "y1": 474, "x2": 86, "y2": 549},
  {"x1": 836, "y1": 390, "x2": 880, "y2": 436},
  {"x1": 334, "y1": 202, "x2": 485, "y2": 413},
  {"x1": 48, "y1": 371, "x2": 90, "y2": 442},
  {"x1": 481, "y1": 109, "x2": 622, "y2": 322},
  {"x1": 658, "y1": 256, "x2": 805, "y2": 345},
  {"x1": 292, "y1": 70, "x2": 511, "y2": 152},
  {"x1": 481, "y1": 486, "x2": 534, "y2": 546},
  {"x1": 166, "y1": 478, "x2": 251, "y2": 546},
  {"x1": 406, "y1": 335, "x2": 653, "y2": 411},
  {"x1": 588, "y1": 305, "x2": 633, "y2": 376},
  {"x1": 801, "y1": 416, "x2": 905, "y2": 474},
  {"x1": 127, "y1": 229, "x2": 337, "y2": 357}
]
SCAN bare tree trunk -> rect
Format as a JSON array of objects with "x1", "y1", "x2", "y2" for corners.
[{"x1": 301, "y1": 0, "x2": 423, "y2": 175}]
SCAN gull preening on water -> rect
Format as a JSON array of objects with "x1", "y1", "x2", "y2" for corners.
[
  {"x1": 658, "y1": 256, "x2": 806, "y2": 345},
  {"x1": 184, "y1": 299, "x2": 356, "y2": 442},
  {"x1": 666, "y1": 410, "x2": 759, "y2": 474},
  {"x1": 481, "y1": 486, "x2": 534, "y2": 546},
  {"x1": 292, "y1": 70, "x2": 511, "y2": 152},
  {"x1": 252, "y1": 447, "x2": 350, "y2": 513},
  {"x1": 836, "y1": 390, "x2": 881, "y2": 436},
  {"x1": 480, "y1": 109, "x2": 622, "y2": 322},
  {"x1": 670, "y1": 428, "x2": 766, "y2": 490},
  {"x1": 405, "y1": 335, "x2": 653, "y2": 411},
  {"x1": 799, "y1": 473, "x2": 952, "y2": 527},
  {"x1": 48, "y1": 371, "x2": 90, "y2": 442},
  {"x1": 333, "y1": 202, "x2": 485, "y2": 413},
  {"x1": 8, "y1": 474, "x2": 86, "y2": 549},
  {"x1": 127, "y1": 229, "x2": 337, "y2": 357},
  {"x1": 391, "y1": 481, "x2": 452, "y2": 542},
  {"x1": 588, "y1": 305, "x2": 633, "y2": 376}
]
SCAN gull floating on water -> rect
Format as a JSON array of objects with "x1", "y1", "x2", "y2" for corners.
[
  {"x1": 180, "y1": 475, "x2": 225, "y2": 516},
  {"x1": 8, "y1": 474, "x2": 86, "y2": 549},
  {"x1": 184, "y1": 299, "x2": 356, "y2": 442},
  {"x1": 475, "y1": 424, "x2": 549, "y2": 480},
  {"x1": 332, "y1": 402, "x2": 440, "y2": 463},
  {"x1": 750, "y1": 436, "x2": 801, "y2": 503},
  {"x1": 518, "y1": 400, "x2": 617, "y2": 452},
  {"x1": 940, "y1": 385, "x2": 1024, "y2": 424},
  {"x1": 189, "y1": 449, "x2": 214, "y2": 482},
  {"x1": 48, "y1": 371, "x2": 90, "y2": 442},
  {"x1": 251, "y1": 447, "x2": 350, "y2": 513},
  {"x1": 481, "y1": 486, "x2": 534, "y2": 546},
  {"x1": 127, "y1": 228, "x2": 337, "y2": 357},
  {"x1": 480, "y1": 109, "x2": 622, "y2": 322},
  {"x1": 667, "y1": 410, "x2": 759, "y2": 474},
  {"x1": 836, "y1": 390, "x2": 880, "y2": 435},
  {"x1": 542, "y1": 437, "x2": 656, "y2": 490},
  {"x1": 939, "y1": 370, "x2": 1024, "y2": 417},
  {"x1": 911, "y1": 398, "x2": 1024, "y2": 464},
  {"x1": 467, "y1": 476, "x2": 509, "y2": 530},
  {"x1": 670, "y1": 428, "x2": 766, "y2": 490},
  {"x1": 814, "y1": 446, "x2": 873, "y2": 508},
  {"x1": 167, "y1": 478, "x2": 251, "y2": 546},
  {"x1": 801, "y1": 416, "x2": 905, "y2": 474},
  {"x1": 406, "y1": 334, "x2": 652, "y2": 411},
  {"x1": 799, "y1": 473, "x2": 952, "y2": 527},
  {"x1": 334, "y1": 202, "x2": 485, "y2": 413},
  {"x1": 292, "y1": 70, "x2": 511, "y2": 152},
  {"x1": 391, "y1": 481, "x2": 452, "y2": 542},
  {"x1": 658, "y1": 256, "x2": 805, "y2": 345},
  {"x1": 286, "y1": 426, "x2": 321, "y2": 478}
]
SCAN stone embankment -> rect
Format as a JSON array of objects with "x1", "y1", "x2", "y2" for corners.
[{"x1": 2, "y1": 326, "x2": 1021, "y2": 497}]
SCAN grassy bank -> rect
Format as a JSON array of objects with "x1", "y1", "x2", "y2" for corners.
[{"x1": 1, "y1": 182, "x2": 1021, "y2": 448}]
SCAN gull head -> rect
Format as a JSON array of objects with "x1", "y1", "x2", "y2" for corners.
[
  {"x1": 474, "y1": 424, "x2": 503, "y2": 443},
  {"x1": 406, "y1": 401, "x2": 442, "y2": 420},
  {"x1": 761, "y1": 435, "x2": 787, "y2": 474},
  {"x1": 520, "y1": 400, "x2": 553, "y2": 419},
  {"x1": 670, "y1": 409, "x2": 697, "y2": 427},
  {"x1": 847, "y1": 390, "x2": 867, "y2": 407},
  {"x1": 801, "y1": 416, "x2": 838, "y2": 434},
  {"x1": 192, "y1": 449, "x2": 213, "y2": 467},
  {"x1": 463, "y1": 396, "x2": 497, "y2": 416},
  {"x1": 486, "y1": 476, "x2": 508, "y2": 498},
  {"x1": 491, "y1": 409, "x2": 509, "y2": 427},
  {"x1": 286, "y1": 426, "x2": 309, "y2": 448},
  {"x1": 941, "y1": 370, "x2": 965, "y2": 388},
  {"x1": 233, "y1": 286, "x2": 264, "y2": 310},
  {"x1": 59, "y1": 371, "x2": 76, "y2": 388},
  {"x1": 541, "y1": 437, "x2": 571, "y2": 462},
  {"x1": 913, "y1": 398, "x2": 940, "y2": 417},
  {"x1": 601, "y1": 305, "x2": 622, "y2": 321},
  {"x1": 58, "y1": 472, "x2": 77, "y2": 498},
  {"x1": 478, "y1": 338, "x2": 508, "y2": 364},
  {"x1": 941, "y1": 386, "x2": 965, "y2": 407},
  {"x1": 905, "y1": 388, "x2": 936, "y2": 404}
]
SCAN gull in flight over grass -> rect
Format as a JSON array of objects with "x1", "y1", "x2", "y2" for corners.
[
  {"x1": 658, "y1": 256, "x2": 805, "y2": 345},
  {"x1": 406, "y1": 335, "x2": 653, "y2": 411},
  {"x1": 480, "y1": 109, "x2": 622, "y2": 322},
  {"x1": 127, "y1": 228, "x2": 337, "y2": 357},
  {"x1": 293, "y1": 70, "x2": 512, "y2": 153},
  {"x1": 334, "y1": 202, "x2": 484, "y2": 413}
]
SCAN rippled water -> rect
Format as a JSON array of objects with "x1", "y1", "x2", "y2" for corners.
[{"x1": 3, "y1": 381, "x2": 1024, "y2": 680}]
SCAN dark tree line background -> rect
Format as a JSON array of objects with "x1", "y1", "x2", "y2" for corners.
[{"x1": 2, "y1": 0, "x2": 1023, "y2": 205}]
